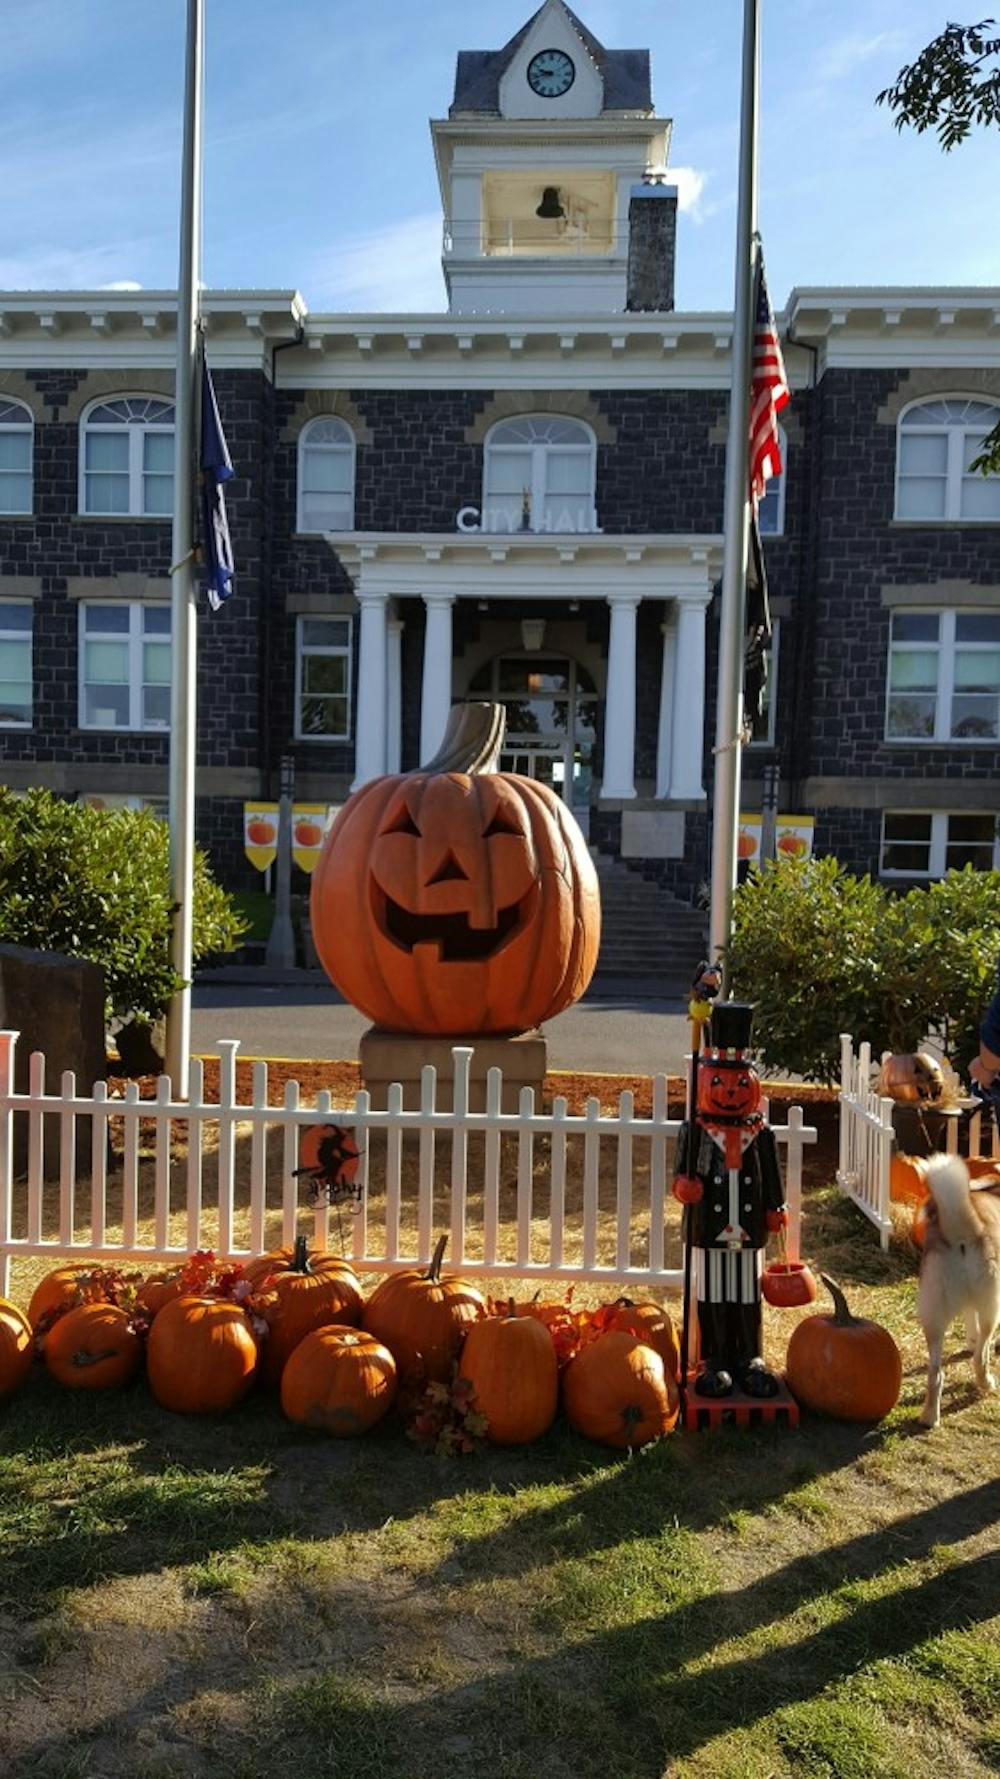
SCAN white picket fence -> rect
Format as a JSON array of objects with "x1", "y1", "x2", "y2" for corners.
[
  {"x1": 837, "y1": 1031, "x2": 1000, "y2": 1248},
  {"x1": 0, "y1": 1030, "x2": 817, "y2": 1299}
]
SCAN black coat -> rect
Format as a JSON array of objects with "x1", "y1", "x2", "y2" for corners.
[{"x1": 676, "y1": 1121, "x2": 785, "y2": 1250}]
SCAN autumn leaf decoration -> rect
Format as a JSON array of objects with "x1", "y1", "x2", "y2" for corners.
[{"x1": 403, "y1": 1367, "x2": 489, "y2": 1456}]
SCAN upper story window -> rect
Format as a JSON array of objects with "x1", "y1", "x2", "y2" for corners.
[
  {"x1": 886, "y1": 608, "x2": 1000, "y2": 743},
  {"x1": 79, "y1": 602, "x2": 171, "y2": 731},
  {"x1": 881, "y1": 811, "x2": 999, "y2": 878},
  {"x1": 80, "y1": 397, "x2": 175, "y2": 517},
  {"x1": 757, "y1": 426, "x2": 786, "y2": 536},
  {"x1": 295, "y1": 616, "x2": 352, "y2": 740},
  {"x1": 298, "y1": 418, "x2": 356, "y2": 533},
  {"x1": 0, "y1": 400, "x2": 33, "y2": 515},
  {"x1": 0, "y1": 601, "x2": 33, "y2": 726},
  {"x1": 483, "y1": 416, "x2": 596, "y2": 534},
  {"x1": 895, "y1": 397, "x2": 1000, "y2": 521}
]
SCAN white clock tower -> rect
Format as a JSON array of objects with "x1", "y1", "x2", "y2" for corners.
[{"x1": 432, "y1": 0, "x2": 673, "y2": 315}]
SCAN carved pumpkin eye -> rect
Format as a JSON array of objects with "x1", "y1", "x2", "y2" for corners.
[
  {"x1": 711, "y1": 1075, "x2": 722, "y2": 1088},
  {"x1": 383, "y1": 805, "x2": 421, "y2": 837},
  {"x1": 483, "y1": 806, "x2": 522, "y2": 838}
]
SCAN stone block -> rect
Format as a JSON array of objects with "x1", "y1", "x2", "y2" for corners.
[
  {"x1": 621, "y1": 810, "x2": 686, "y2": 859},
  {"x1": 0, "y1": 943, "x2": 106, "y2": 1177},
  {"x1": 359, "y1": 1027, "x2": 547, "y2": 1113}
]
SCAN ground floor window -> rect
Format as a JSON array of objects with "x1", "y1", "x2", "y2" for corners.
[
  {"x1": 295, "y1": 616, "x2": 352, "y2": 740},
  {"x1": 79, "y1": 792, "x2": 168, "y2": 818},
  {"x1": 79, "y1": 603, "x2": 171, "y2": 731},
  {"x1": 0, "y1": 601, "x2": 33, "y2": 726},
  {"x1": 880, "y1": 809, "x2": 999, "y2": 877}
]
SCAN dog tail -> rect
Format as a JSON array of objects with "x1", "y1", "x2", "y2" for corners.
[{"x1": 922, "y1": 1153, "x2": 981, "y2": 1247}]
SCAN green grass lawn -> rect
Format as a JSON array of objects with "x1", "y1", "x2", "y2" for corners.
[{"x1": 1, "y1": 1193, "x2": 997, "y2": 1779}]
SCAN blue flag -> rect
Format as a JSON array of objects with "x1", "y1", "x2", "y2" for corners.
[{"x1": 200, "y1": 356, "x2": 235, "y2": 611}]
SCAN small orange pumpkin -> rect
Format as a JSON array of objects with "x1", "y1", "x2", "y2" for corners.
[
  {"x1": 43, "y1": 1303, "x2": 141, "y2": 1391},
  {"x1": 562, "y1": 1331, "x2": 679, "y2": 1449},
  {"x1": 0, "y1": 1298, "x2": 34, "y2": 1399},
  {"x1": 601, "y1": 1298, "x2": 681, "y2": 1383},
  {"x1": 251, "y1": 1236, "x2": 364, "y2": 1385},
  {"x1": 890, "y1": 1152, "x2": 929, "y2": 1206},
  {"x1": 147, "y1": 1296, "x2": 258, "y2": 1414},
  {"x1": 784, "y1": 1274, "x2": 901, "y2": 1422},
  {"x1": 27, "y1": 1263, "x2": 104, "y2": 1329},
  {"x1": 281, "y1": 1325, "x2": 397, "y2": 1436},
  {"x1": 362, "y1": 1235, "x2": 485, "y2": 1385},
  {"x1": 460, "y1": 1301, "x2": 558, "y2": 1445},
  {"x1": 137, "y1": 1270, "x2": 188, "y2": 1319}
]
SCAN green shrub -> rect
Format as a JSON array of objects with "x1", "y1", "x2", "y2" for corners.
[
  {"x1": 729, "y1": 856, "x2": 1000, "y2": 1082},
  {"x1": 0, "y1": 788, "x2": 246, "y2": 1027}
]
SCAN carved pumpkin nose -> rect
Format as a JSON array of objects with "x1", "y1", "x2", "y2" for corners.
[{"x1": 426, "y1": 849, "x2": 469, "y2": 888}]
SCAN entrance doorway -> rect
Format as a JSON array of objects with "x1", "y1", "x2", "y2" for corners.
[{"x1": 468, "y1": 651, "x2": 597, "y2": 837}]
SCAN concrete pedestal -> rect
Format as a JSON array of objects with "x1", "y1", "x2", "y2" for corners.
[{"x1": 359, "y1": 1028, "x2": 547, "y2": 1113}]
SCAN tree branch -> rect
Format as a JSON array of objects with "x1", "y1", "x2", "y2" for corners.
[{"x1": 876, "y1": 19, "x2": 1000, "y2": 149}]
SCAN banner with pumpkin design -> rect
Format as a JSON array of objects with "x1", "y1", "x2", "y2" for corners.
[
  {"x1": 774, "y1": 815, "x2": 814, "y2": 860},
  {"x1": 243, "y1": 803, "x2": 336, "y2": 874}
]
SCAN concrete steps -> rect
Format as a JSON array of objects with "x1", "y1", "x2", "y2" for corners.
[{"x1": 591, "y1": 850, "x2": 706, "y2": 988}]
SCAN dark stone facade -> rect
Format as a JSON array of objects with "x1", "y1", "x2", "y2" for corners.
[{"x1": 2, "y1": 360, "x2": 998, "y2": 903}]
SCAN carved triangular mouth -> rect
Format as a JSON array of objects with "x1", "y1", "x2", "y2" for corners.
[{"x1": 372, "y1": 884, "x2": 537, "y2": 962}]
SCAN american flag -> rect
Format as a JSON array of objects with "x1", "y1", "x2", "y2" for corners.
[{"x1": 749, "y1": 254, "x2": 790, "y2": 506}]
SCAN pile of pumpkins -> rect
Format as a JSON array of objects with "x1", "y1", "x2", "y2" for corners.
[
  {"x1": 0, "y1": 1235, "x2": 681, "y2": 1450},
  {"x1": 0, "y1": 1238, "x2": 902, "y2": 1440}
]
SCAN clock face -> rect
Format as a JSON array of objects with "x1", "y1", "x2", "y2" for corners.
[{"x1": 527, "y1": 48, "x2": 576, "y2": 98}]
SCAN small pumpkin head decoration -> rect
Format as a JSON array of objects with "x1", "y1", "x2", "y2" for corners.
[
  {"x1": 760, "y1": 1259, "x2": 818, "y2": 1309},
  {"x1": 697, "y1": 1057, "x2": 762, "y2": 1122},
  {"x1": 310, "y1": 703, "x2": 600, "y2": 1036},
  {"x1": 877, "y1": 1053, "x2": 945, "y2": 1106}
]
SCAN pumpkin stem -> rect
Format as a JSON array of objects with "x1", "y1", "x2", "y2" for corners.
[
  {"x1": 506, "y1": 1297, "x2": 517, "y2": 1319},
  {"x1": 615, "y1": 1296, "x2": 635, "y2": 1308},
  {"x1": 292, "y1": 1234, "x2": 311, "y2": 1274},
  {"x1": 820, "y1": 1274, "x2": 858, "y2": 1326},
  {"x1": 425, "y1": 1235, "x2": 449, "y2": 1283},
  {"x1": 414, "y1": 701, "x2": 506, "y2": 776}
]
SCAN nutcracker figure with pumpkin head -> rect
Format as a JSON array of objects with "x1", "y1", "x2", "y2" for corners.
[{"x1": 674, "y1": 1002, "x2": 787, "y2": 1398}]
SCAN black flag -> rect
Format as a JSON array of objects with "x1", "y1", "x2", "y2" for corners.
[{"x1": 744, "y1": 507, "x2": 772, "y2": 728}]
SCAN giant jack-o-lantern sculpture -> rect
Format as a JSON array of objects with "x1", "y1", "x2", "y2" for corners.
[{"x1": 311, "y1": 703, "x2": 600, "y2": 1035}]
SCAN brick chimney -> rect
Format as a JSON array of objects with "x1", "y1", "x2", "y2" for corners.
[{"x1": 625, "y1": 183, "x2": 677, "y2": 312}]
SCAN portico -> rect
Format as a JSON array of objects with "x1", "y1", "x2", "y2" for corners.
[{"x1": 336, "y1": 531, "x2": 720, "y2": 807}]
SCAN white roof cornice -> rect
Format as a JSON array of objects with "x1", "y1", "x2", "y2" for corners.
[{"x1": 0, "y1": 290, "x2": 306, "y2": 371}]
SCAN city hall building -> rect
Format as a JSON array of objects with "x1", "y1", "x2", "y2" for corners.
[{"x1": 1, "y1": 0, "x2": 999, "y2": 965}]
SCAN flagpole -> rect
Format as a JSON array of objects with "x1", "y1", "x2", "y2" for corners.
[
  {"x1": 709, "y1": 0, "x2": 760, "y2": 987},
  {"x1": 165, "y1": 0, "x2": 204, "y2": 1090}
]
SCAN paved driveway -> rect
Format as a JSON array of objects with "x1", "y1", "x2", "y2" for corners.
[{"x1": 191, "y1": 979, "x2": 690, "y2": 1076}]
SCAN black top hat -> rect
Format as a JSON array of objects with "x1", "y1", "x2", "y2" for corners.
[{"x1": 709, "y1": 1001, "x2": 755, "y2": 1052}]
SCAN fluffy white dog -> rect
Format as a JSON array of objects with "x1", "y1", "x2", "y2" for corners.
[{"x1": 918, "y1": 1154, "x2": 1000, "y2": 1429}]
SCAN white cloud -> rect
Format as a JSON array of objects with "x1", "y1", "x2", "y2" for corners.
[
  {"x1": 669, "y1": 166, "x2": 709, "y2": 222},
  {"x1": 815, "y1": 31, "x2": 905, "y2": 84},
  {"x1": 0, "y1": 247, "x2": 151, "y2": 290},
  {"x1": 311, "y1": 212, "x2": 446, "y2": 312}
]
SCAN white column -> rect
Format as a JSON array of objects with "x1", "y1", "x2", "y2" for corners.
[
  {"x1": 351, "y1": 592, "x2": 388, "y2": 790},
  {"x1": 420, "y1": 593, "x2": 455, "y2": 764},
  {"x1": 601, "y1": 593, "x2": 641, "y2": 800},
  {"x1": 386, "y1": 613, "x2": 404, "y2": 775},
  {"x1": 669, "y1": 593, "x2": 710, "y2": 800},
  {"x1": 655, "y1": 613, "x2": 676, "y2": 799}
]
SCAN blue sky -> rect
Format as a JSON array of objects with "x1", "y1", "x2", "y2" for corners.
[{"x1": 3, "y1": 0, "x2": 997, "y2": 312}]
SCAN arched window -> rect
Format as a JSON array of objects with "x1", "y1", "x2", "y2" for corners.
[
  {"x1": 896, "y1": 397, "x2": 1000, "y2": 521},
  {"x1": 297, "y1": 418, "x2": 356, "y2": 532},
  {"x1": 757, "y1": 425, "x2": 786, "y2": 536},
  {"x1": 80, "y1": 396, "x2": 175, "y2": 516},
  {"x1": 0, "y1": 399, "x2": 33, "y2": 514},
  {"x1": 483, "y1": 415, "x2": 597, "y2": 534}
]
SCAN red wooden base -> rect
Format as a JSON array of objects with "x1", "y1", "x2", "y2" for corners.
[{"x1": 683, "y1": 1370, "x2": 800, "y2": 1431}]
